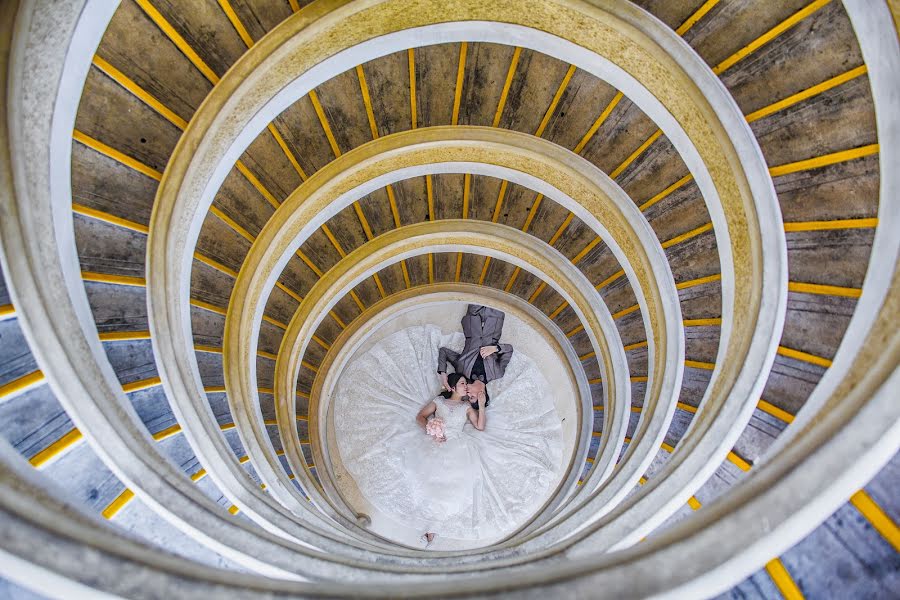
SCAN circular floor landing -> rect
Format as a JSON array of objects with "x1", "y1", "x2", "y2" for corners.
[{"x1": 325, "y1": 300, "x2": 580, "y2": 550}]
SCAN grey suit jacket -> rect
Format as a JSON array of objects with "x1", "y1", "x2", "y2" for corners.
[{"x1": 437, "y1": 305, "x2": 513, "y2": 382}]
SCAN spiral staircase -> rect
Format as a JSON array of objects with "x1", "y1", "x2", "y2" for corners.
[{"x1": 0, "y1": 0, "x2": 897, "y2": 597}]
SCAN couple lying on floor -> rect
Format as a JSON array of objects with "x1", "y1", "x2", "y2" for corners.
[
  {"x1": 333, "y1": 303, "x2": 561, "y2": 548},
  {"x1": 416, "y1": 304, "x2": 513, "y2": 440}
]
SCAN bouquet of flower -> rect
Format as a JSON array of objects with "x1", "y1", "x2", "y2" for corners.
[{"x1": 425, "y1": 417, "x2": 446, "y2": 442}]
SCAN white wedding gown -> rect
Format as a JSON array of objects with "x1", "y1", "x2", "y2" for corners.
[{"x1": 334, "y1": 325, "x2": 563, "y2": 543}]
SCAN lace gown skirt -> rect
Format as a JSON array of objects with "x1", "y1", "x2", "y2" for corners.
[{"x1": 333, "y1": 325, "x2": 563, "y2": 541}]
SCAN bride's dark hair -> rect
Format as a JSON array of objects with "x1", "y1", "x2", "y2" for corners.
[
  {"x1": 439, "y1": 372, "x2": 467, "y2": 399},
  {"x1": 439, "y1": 373, "x2": 491, "y2": 409}
]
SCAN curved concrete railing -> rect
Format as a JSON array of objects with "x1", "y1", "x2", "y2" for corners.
[
  {"x1": 148, "y1": 0, "x2": 782, "y2": 560},
  {"x1": 267, "y1": 220, "x2": 631, "y2": 538},
  {"x1": 0, "y1": 0, "x2": 344, "y2": 580},
  {"x1": 219, "y1": 129, "x2": 678, "y2": 542}
]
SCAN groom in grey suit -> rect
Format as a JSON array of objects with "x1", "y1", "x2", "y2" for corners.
[{"x1": 437, "y1": 304, "x2": 513, "y2": 394}]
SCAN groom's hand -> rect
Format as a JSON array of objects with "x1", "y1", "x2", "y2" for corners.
[
  {"x1": 479, "y1": 345, "x2": 498, "y2": 358},
  {"x1": 439, "y1": 371, "x2": 450, "y2": 391}
]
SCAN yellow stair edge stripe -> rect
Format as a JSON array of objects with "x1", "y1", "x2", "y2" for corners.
[
  {"x1": 769, "y1": 144, "x2": 878, "y2": 177},
  {"x1": 685, "y1": 359, "x2": 715, "y2": 370},
  {"x1": 217, "y1": 0, "x2": 255, "y2": 48},
  {"x1": 209, "y1": 205, "x2": 255, "y2": 244},
  {"x1": 492, "y1": 48, "x2": 522, "y2": 128},
  {"x1": 675, "y1": 0, "x2": 720, "y2": 36},
  {"x1": 450, "y1": 42, "x2": 468, "y2": 126},
  {"x1": 262, "y1": 314, "x2": 288, "y2": 330},
  {"x1": 676, "y1": 273, "x2": 721, "y2": 290},
  {"x1": 257, "y1": 349, "x2": 278, "y2": 361},
  {"x1": 356, "y1": 65, "x2": 379, "y2": 140},
  {"x1": 73, "y1": 203, "x2": 150, "y2": 234},
  {"x1": 309, "y1": 89, "x2": 342, "y2": 158},
  {"x1": 661, "y1": 222, "x2": 713, "y2": 249},
  {"x1": 73, "y1": 130, "x2": 163, "y2": 181},
  {"x1": 190, "y1": 298, "x2": 227, "y2": 316},
  {"x1": 235, "y1": 160, "x2": 280, "y2": 210},
  {"x1": 788, "y1": 281, "x2": 861, "y2": 298},
  {"x1": 102, "y1": 489, "x2": 135, "y2": 519},
  {"x1": 566, "y1": 324, "x2": 584, "y2": 337},
  {"x1": 777, "y1": 345, "x2": 833, "y2": 368},
  {"x1": 548, "y1": 213, "x2": 574, "y2": 246},
  {"x1": 727, "y1": 451, "x2": 752, "y2": 472},
  {"x1": 595, "y1": 269, "x2": 626, "y2": 291},
  {"x1": 784, "y1": 217, "x2": 877, "y2": 232},
  {"x1": 134, "y1": 0, "x2": 219, "y2": 84},
  {"x1": 573, "y1": 92, "x2": 623, "y2": 154},
  {"x1": 849, "y1": 490, "x2": 900, "y2": 553},
  {"x1": 0, "y1": 303, "x2": 14, "y2": 321},
  {"x1": 612, "y1": 304, "x2": 640, "y2": 320},
  {"x1": 683, "y1": 318, "x2": 722, "y2": 327},
  {"x1": 408, "y1": 49, "x2": 418, "y2": 129},
  {"x1": 82, "y1": 271, "x2": 146, "y2": 287},
  {"x1": 746, "y1": 65, "x2": 867, "y2": 123},
  {"x1": 610, "y1": 129, "x2": 662, "y2": 179},
  {"x1": 0, "y1": 370, "x2": 45, "y2": 400},
  {"x1": 121, "y1": 376, "x2": 162, "y2": 394},
  {"x1": 713, "y1": 0, "x2": 831, "y2": 75},
  {"x1": 640, "y1": 174, "x2": 693, "y2": 212},
  {"x1": 91, "y1": 55, "x2": 188, "y2": 130},
  {"x1": 534, "y1": 64, "x2": 577, "y2": 138},
  {"x1": 757, "y1": 399, "x2": 795, "y2": 423},
  {"x1": 571, "y1": 237, "x2": 603, "y2": 265},
  {"x1": 29, "y1": 428, "x2": 84, "y2": 469},
  {"x1": 765, "y1": 558, "x2": 805, "y2": 600}
]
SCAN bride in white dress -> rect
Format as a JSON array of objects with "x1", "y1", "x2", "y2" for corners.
[
  {"x1": 414, "y1": 372, "x2": 485, "y2": 544},
  {"x1": 333, "y1": 324, "x2": 563, "y2": 547}
]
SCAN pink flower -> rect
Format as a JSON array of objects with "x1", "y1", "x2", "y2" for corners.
[{"x1": 426, "y1": 418, "x2": 446, "y2": 441}]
